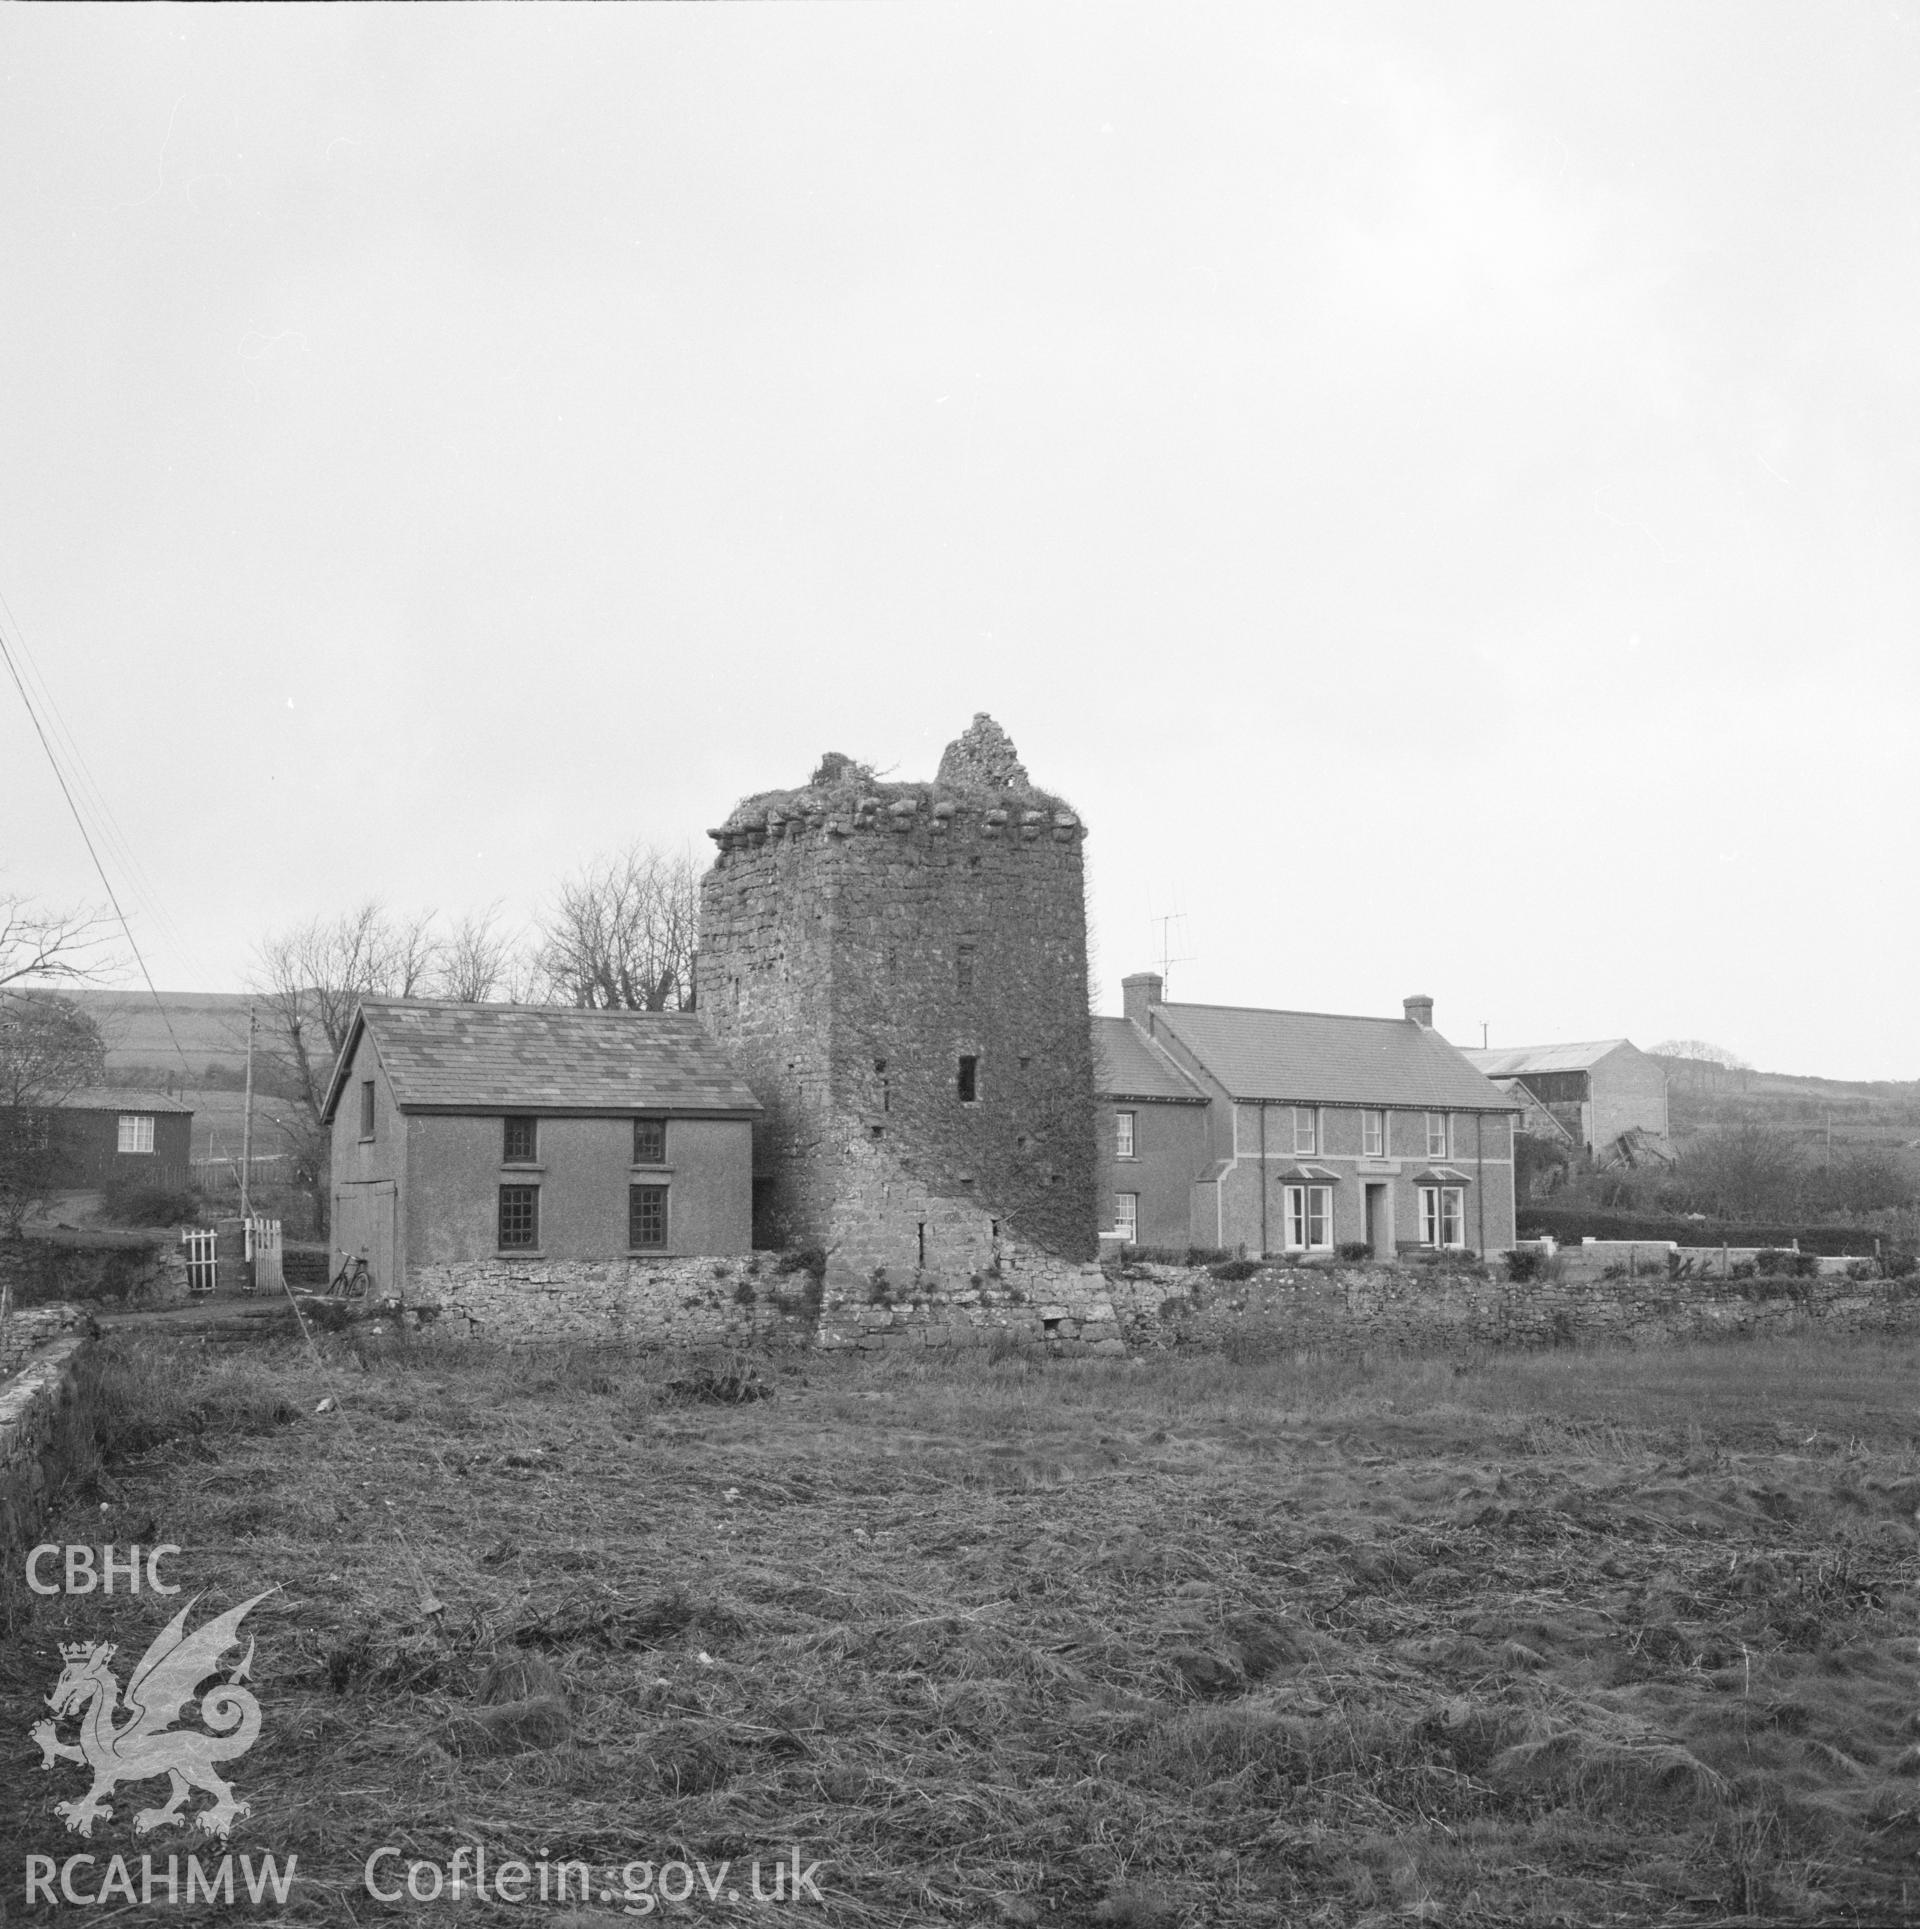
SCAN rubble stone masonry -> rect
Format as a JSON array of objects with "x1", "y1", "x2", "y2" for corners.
[
  {"x1": 0, "y1": 1304, "x2": 93, "y2": 1570},
  {"x1": 1105, "y1": 1260, "x2": 1920, "y2": 1351},
  {"x1": 411, "y1": 1256, "x2": 818, "y2": 1346},
  {"x1": 697, "y1": 718, "x2": 1100, "y2": 1303}
]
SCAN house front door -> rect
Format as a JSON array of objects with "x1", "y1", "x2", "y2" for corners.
[{"x1": 1364, "y1": 1183, "x2": 1390, "y2": 1258}]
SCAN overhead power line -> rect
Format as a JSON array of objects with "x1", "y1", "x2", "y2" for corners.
[
  {"x1": 0, "y1": 573, "x2": 194, "y2": 965},
  {"x1": 0, "y1": 613, "x2": 195, "y2": 1082}
]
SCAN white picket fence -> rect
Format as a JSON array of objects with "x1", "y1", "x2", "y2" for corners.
[
  {"x1": 182, "y1": 1228, "x2": 218, "y2": 1296},
  {"x1": 179, "y1": 1219, "x2": 284, "y2": 1296},
  {"x1": 245, "y1": 1217, "x2": 284, "y2": 1295}
]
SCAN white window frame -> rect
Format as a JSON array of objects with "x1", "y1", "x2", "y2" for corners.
[
  {"x1": 1115, "y1": 1110, "x2": 1136, "y2": 1160},
  {"x1": 1292, "y1": 1106, "x2": 1317, "y2": 1155},
  {"x1": 117, "y1": 1114, "x2": 155, "y2": 1155},
  {"x1": 1419, "y1": 1185, "x2": 1465, "y2": 1249},
  {"x1": 1113, "y1": 1192, "x2": 1139, "y2": 1242},
  {"x1": 1425, "y1": 1112, "x2": 1450, "y2": 1159},
  {"x1": 1362, "y1": 1109, "x2": 1385, "y2": 1158},
  {"x1": 1283, "y1": 1183, "x2": 1333, "y2": 1252}
]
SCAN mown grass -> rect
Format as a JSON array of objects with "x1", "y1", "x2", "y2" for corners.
[{"x1": 5, "y1": 1328, "x2": 1919, "y2": 1925}]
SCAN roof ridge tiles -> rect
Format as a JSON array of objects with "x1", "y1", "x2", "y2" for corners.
[{"x1": 1159, "y1": 1000, "x2": 1420, "y2": 1027}]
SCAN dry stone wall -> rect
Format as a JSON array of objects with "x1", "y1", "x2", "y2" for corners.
[
  {"x1": 401, "y1": 1251, "x2": 1920, "y2": 1356},
  {"x1": 1105, "y1": 1260, "x2": 1920, "y2": 1351},
  {"x1": 815, "y1": 1209, "x2": 1122, "y2": 1354},
  {"x1": 0, "y1": 1305, "x2": 94, "y2": 1571},
  {"x1": 412, "y1": 1256, "x2": 819, "y2": 1347}
]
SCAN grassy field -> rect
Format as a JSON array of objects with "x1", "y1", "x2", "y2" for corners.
[{"x1": 6, "y1": 1328, "x2": 1920, "y2": 1926}]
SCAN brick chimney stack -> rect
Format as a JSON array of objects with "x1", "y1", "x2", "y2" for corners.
[
  {"x1": 1403, "y1": 994, "x2": 1434, "y2": 1029},
  {"x1": 1123, "y1": 973, "x2": 1164, "y2": 1029}
]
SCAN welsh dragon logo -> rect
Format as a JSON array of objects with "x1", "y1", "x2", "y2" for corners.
[{"x1": 31, "y1": 1590, "x2": 276, "y2": 1840}]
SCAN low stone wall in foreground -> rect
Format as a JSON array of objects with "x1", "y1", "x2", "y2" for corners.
[{"x1": 0, "y1": 1303, "x2": 94, "y2": 1569}]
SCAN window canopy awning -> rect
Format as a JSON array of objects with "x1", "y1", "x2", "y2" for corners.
[
  {"x1": 1273, "y1": 1163, "x2": 1340, "y2": 1183},
  {"x1": 1412, "y1": 1166, "x2": 1474, "y2": 1186}
]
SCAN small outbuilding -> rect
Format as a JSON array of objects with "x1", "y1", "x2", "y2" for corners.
[
  {"x1": 321, "y1": 1001, "x2": 762, "y2": 1301},
  {"x1": 1462, "y1": 1039, "x2": 1671, "y2": 1165},
  {"x1": 33, "y1": 1087, "x2": 194, "y2": 1193}
]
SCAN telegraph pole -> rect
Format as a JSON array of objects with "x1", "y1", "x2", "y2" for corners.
[{"x1": 240, "y1": 1004, "x2": 256, "y2": 1221}]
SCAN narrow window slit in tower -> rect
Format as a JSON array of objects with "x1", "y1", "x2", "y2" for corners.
[{"x1": 957, "y1": 1055, "x2": 978, "y2": 1102}]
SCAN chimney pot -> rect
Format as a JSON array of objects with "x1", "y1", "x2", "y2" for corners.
[
  {"x1": 1122, "y1": 973, "x2": 1164, "y2": 1028},
  {"x1": 1404, "y1": 994, "x2": 1434, "y2": 1029}
]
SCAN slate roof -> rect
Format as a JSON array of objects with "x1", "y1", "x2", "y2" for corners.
[
  {"x1": 321, "y1": 1003, "x2": 763, "y2": 1121},
  {"x1": 1148, "y1": 1003, "x2": 1519, "y2": 1111},
  {"x1": 40, "y1": 1086, "x2": 193, "y2": 1115},
  {"x1": 1463, "y1": 1041, "x2": 1630, "y2": 1078},
  {"x1": 1092, "y1": 1016, "x2": 1209, "y2": 1103}
]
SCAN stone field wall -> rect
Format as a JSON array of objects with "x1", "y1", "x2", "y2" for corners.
[
  {"x1": 413, "y1": 1255, "x2": 821, "y2": 1346},
  {"x1": 408, "y1": 1249, "x2": 1920, "y2": 1355},
  {"x1": 0, "y1": 1304, "x2": 94, "y2": 1570},
  {"x1": 815, "y1": 1237, "x2": 1125, "y2": 1354},
  {"x1": 1105, "y1": 1259, "x2": 1920, "y2": 1352},
  {"x1": 0, "y1": 1232, "x2": 189, "y2": 1308}
]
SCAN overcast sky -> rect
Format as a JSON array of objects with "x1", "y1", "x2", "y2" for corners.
[{"x1": 2, "y1": 5, "x2": 1915, "y2": 1078}]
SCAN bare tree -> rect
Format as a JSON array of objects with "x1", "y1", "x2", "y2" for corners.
[
  {"x1": 536, "y1": 845, "x2": 699, "y2": 1011},
  {"x1": 1677, "y1": 1121, "x2": 1806, "y2": 1220},
  {"x1": 1653, "y1": 1038, "x2": 1754, "y2": 1096},
  {"x1": 0, "y1": 990, "x2": 110, "y2": 1232},
  {"x1": 0, "y1": 892, "x2": 114, "y2": 989},
  {"x1": 1652, "y1": 1039, "x2": 1750, "y2": 1069},
  {"x1": 0, "y1": 992, "x2": 107, "y2": 1109},
  {"x1": 431, "y1": 904, "x2": 528, "y2": 1003},
  {"x1": 0, "y1": 895, "x2": 116, "y2": 1231},
  {"x1": 254, "y1": 901, "x2": 441, "y2": 1123}
]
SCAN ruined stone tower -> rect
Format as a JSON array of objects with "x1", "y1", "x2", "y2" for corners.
[{"x1": 697, "y1": 715, "x2": 1098, "y2": 1302}]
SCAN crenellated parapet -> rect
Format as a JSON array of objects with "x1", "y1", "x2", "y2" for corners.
[{"x1": 706, "y1": 783, "x2": 1083, "y2": 861}]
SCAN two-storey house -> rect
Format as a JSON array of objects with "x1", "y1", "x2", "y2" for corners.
[
  {"x1": 321, "y1": 1001, "x2": 761, "y2": 1300},
  {"x1": 1097, "y1": 975, "x2": 1521, "y2": 1257}
]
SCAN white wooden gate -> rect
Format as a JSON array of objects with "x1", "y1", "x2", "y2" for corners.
[
  {"x1": 244, "y1": 1217, "x2": 284, "y2": 1296},
  {"x1": 182, "y1": 1228, "x2": 218, "y2": 1296}
]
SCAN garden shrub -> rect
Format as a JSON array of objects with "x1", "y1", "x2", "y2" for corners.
[
  {"x1": 1335, "y1": 1241, "x2": 1372, "y2": 1263},
  {"x1": 98, "y1": 1183, "x2": 203, "y2": 1228}
]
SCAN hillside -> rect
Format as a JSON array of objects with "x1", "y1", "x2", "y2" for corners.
[
  {"x1": 1658, "y1": 1056, "x2": 1920, "y2": 1153},
  {"x1": 57, "y1": 987, "x2": 260, "y2": 1080},
  {"x1": 45, "y1": 988, "x2": 308, "y2": 1164}
]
